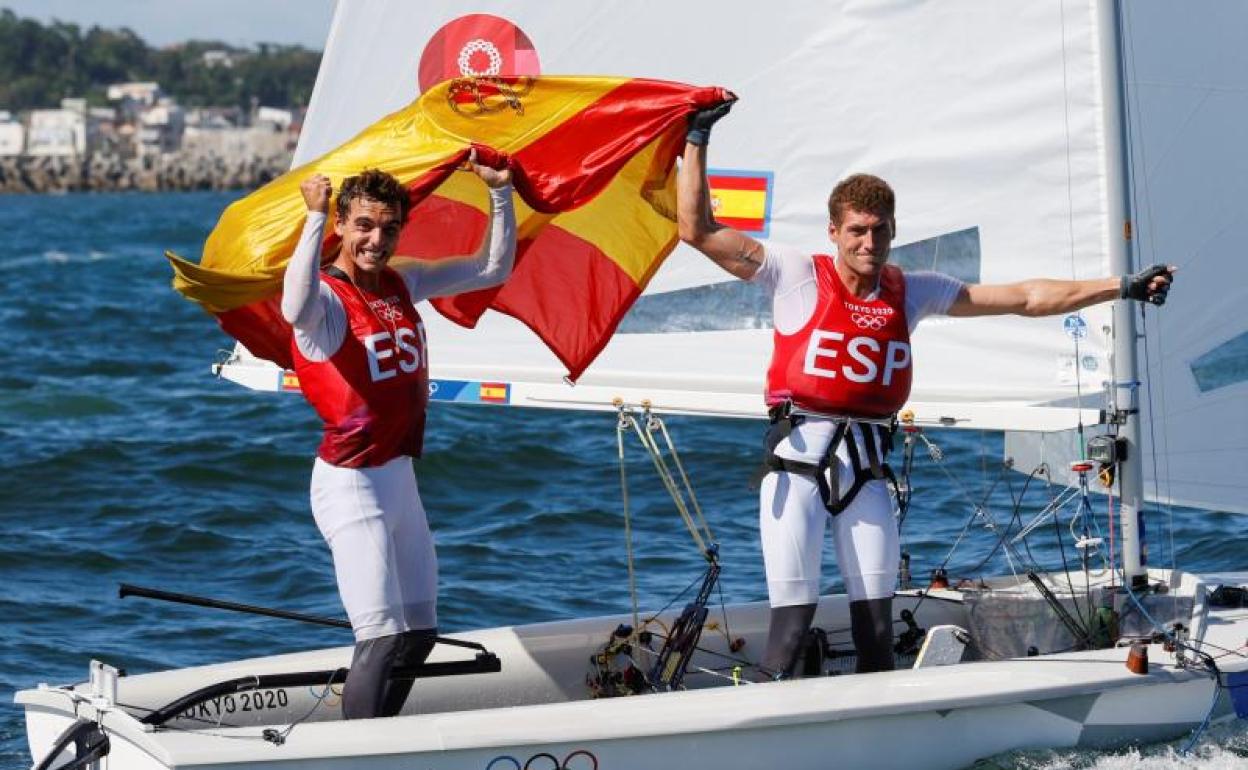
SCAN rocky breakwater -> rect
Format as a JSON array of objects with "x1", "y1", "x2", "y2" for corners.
[{"x1": 0, "y1": 149, "x2": 292, "y2": 194}]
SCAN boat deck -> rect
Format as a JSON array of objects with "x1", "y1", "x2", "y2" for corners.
[{"x1": 17, "y1": 570, "x2": 1246, "y2": 770}]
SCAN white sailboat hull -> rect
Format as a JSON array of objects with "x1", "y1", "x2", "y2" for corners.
[{"x1": 19, "y1": 569, "x2": 1247, "y2": 770}]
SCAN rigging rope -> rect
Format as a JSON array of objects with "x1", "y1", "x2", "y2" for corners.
[
  {"x1": 1056, "y1": 0, "x2": 1093, "y2": 465},
  {"x1": 651, "y1": 415, "x2": 715, "y2": 546},
  {"x1": 603, "y1": 402, "x2": 736, "y2": 693},
  {"x1": 1122, "y1": 585, "x2": 1225, "y2": 756},
  {"x1": 906, "y1": 428, "x2": 1107, "y2": 646},
  {"x1": 622, "y1": 406, "x2": 713, "y2": 556},
  {"x1": 915, "y1": 433, "x2": 1033, "y2": 588},
  {"x1": 616, "y1": 411, "x2": 641, "y2": 634}
]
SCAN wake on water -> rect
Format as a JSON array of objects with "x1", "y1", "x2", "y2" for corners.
[{"x1": 978, "y1": 721, "x2": 1248, "y2": 769}]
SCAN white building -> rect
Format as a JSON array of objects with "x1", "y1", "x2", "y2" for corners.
[
  {"x1": 24, "y1": 99, "x2": 117, "y2": 157},
  {"x1": 106, "y1": 82, "x2": 161, "y2": 107},
  {"x1": 137, "y1": 98, "x2": 185, "y2": 155},
  {"x1": 182, "y1": 124, "x2": 289, "y2": 159},
  {"x1": 255, "y1": 106, "x2": 293, "y2": 131},
  {"x1": 0, "y1": 111, "x2": 24, "y2": 156},
  {"x1": 185, "y1": 107, "x2": 237, "y2": 130},
  {"x1": 26, "y1": 108, "x2": 85, "y2": 157},
  {"x1": 108, "y1": 82, "x2": 163, "y2": 125}
]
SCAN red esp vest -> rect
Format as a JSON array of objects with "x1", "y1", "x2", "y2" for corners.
[
  {"x1": 765, "y1": 257, "x2": 912, "y2": 418},
  {"x1": 292, "y1": 268, "x2": 429, "y2": 467}
]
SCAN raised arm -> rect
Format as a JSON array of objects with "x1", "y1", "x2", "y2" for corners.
[
  {"x1": 398, "y1": 155, "x2": 517, "y2": 302},
  {"x1": 281, "y1": 174, "x2": 333, "y2": 328},
  {"x1": 948, "y1": 264, "x2": 1176, "y2": 317},
  {"x1": 676, "y1": 100, "x2": 765, "y2": 281}
]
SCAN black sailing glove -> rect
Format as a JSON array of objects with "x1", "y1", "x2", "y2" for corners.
[
  {"x1": 1120, "y1": 263, "x2": 1174, "y2": 306},
  {"x1": 686, "y1": 99, "x2": 736, "y2": 146}
]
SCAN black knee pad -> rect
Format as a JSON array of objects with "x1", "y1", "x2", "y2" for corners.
[
  {"x1": 343, "y1": 634, "x2": 404, "y2": 720},
  {"x1": 343, "y1": 628, "x2": 439, "y2": 720},
  {"x1": 849, "y1": 597, "x2": 895, "y2": 673},
  {"x1": 760, "y1": 604, "x2": 817, "y2": 679},
  {"x1": 396, "y1": 628, "x2": 437, "y2": 667}
]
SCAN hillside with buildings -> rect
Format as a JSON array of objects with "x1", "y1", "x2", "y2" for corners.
[{"x1": 0, "y1": 8, "x2": 320, "y2": 192}]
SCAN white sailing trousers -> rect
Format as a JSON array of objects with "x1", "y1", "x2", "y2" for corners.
[
  {"x1": 759, "y1": 470, "x2": 898, "y2": 606},
  {"x1": 311, "y1": 456, "x2": 438, "y2": 641}
]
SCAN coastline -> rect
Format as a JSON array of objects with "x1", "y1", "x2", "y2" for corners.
[{"x1": 0, "y1": 149, "x2": 292, "y2": 194}]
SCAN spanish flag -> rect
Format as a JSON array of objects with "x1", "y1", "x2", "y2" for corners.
[
  {"x1": 168, "y1": 76, "x2": 729, "y2": 380},
  {"x1": 708, "y1": 171, "x2": 772, "y2": 235}
]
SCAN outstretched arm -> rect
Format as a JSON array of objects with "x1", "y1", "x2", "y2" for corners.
[
  {"x1": 948, "y1": 265, "x2": 1175, "y2": 317},
  {"x1": 399, "y1": 154, "x2": 517, "y2": 302},
  {"x1": 676, "y1": 101, "x2": 764, "y2": 281}
]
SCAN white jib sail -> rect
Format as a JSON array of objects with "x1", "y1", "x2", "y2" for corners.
[{"x1": 1006, "y1": 0, "x2": 1248, "y2": 514}]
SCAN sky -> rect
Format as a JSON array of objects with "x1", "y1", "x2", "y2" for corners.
[{"x1": 1, "y1": 0, "x2": 334, "y2": 49}]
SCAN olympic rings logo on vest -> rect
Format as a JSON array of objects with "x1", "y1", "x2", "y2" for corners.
[
  {"x1": 485, "y1": 748, "x2": 598, "y2": 769},
  {"x1": 368, "y1": 297, "x2": 405, "y2": 322},
  {"x1": 850, "y1": 312, "x2": 888, "y2": 331},
  {"x1": 418, "y1": 14, "x2": 542, "y2": 93}
]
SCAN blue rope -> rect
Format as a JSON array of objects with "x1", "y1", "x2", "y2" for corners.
[
  {"x1": 1180, "y1": 683, "x2": 1220, "y2": 756},
  {"x1": 1123, "y1": 586, "x2": 1222, "y2": 755},
  {"x1": 1122, "y1": 584, "x2": 1169, "y2": 636}
]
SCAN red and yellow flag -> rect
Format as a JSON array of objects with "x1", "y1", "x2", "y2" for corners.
[
  {"x1": 168, "y1": 76, "x2": 728, "y2": 380},
  {"x1": 708, "y1": 172, "x2": 771, "y2": 234}
]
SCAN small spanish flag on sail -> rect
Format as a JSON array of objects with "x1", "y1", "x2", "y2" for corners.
[
  {"x1": 167, "y1": 76, "x2": 730, "y2": 381},
  {"x1": 478, "y1": 382, "x2": 510, "y2": 403},
  {"x1": 708, "y1": 170, "x2": 773, "y2": 236}
]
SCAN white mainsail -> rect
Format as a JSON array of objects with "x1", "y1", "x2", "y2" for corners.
[
  {"x1": 215, "y1": 1, "x2": 1246, "y2": 509},
  {"x1": 220, "y1": 0, "x2": 1118, "y2": 433}
]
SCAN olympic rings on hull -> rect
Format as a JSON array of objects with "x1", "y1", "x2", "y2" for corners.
[{"x1": 485, "y1": 748, "x2": 599, "y2": 769}]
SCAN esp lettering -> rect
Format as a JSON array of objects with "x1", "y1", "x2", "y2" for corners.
[
  {"x1": 364, "y1": 323, "x2": 426, "y2": 382},
  {"x1": 803, "y1": 331, "x2": 910, "y2": 385}
]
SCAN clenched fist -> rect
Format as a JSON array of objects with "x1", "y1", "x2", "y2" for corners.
[{"x1": 301, "y1": 174, "x2": 332, "y2": 214}]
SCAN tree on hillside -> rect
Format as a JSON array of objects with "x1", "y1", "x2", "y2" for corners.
[{"x1": 0, "y1": 9, "x2": 319, "y2": 111}]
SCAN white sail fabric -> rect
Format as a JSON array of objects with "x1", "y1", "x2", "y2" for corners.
[
  {"x1": 1126, "y1": 0, "x2": 1248, "y2": 515},
  {"x1": 1008, "y1": 1, "x2": 1248, "y2": 513},
  {"x1": 222, "y1": 1, "x2": 1124, "y2": 432}
]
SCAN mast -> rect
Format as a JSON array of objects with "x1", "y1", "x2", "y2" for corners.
[{"x1": 1097, "y1": 0, "x2": 1147, "y2": 587}]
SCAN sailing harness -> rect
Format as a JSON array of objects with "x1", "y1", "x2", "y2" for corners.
[{"x1": 763, "y1": 401, "x2": 904, "y2": 517}]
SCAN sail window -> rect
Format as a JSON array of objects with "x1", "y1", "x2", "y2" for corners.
[{"x1": 1189, "y1": 330, "x2": 1248, "y2": 393}]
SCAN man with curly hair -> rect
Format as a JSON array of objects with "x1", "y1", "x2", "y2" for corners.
[
  {"x1": 282, "y1": 155, "x2": 515, "y2": 718},
  {"x1": 677, "y1": 101, "x2": 1174, "y2": 679}
]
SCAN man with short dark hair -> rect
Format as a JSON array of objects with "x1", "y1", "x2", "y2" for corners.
[
  {"x1": 282, "y1": 155, "x2": 515, "y2": 718},
  {"x1": 677, "y1": 101, "x2": 1174, "y2": 678},
  {"x1": 828, "y1": 174, "x2": 895, "y2": 227}
]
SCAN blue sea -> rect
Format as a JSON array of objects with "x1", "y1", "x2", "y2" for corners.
[{"x1": 0, "y1": 192, "x2": 1245, "y2": 769}]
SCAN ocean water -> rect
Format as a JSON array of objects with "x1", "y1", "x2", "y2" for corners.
[{"x1": 0, "y1": 191, "x2": 1244, "y2": 769}]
